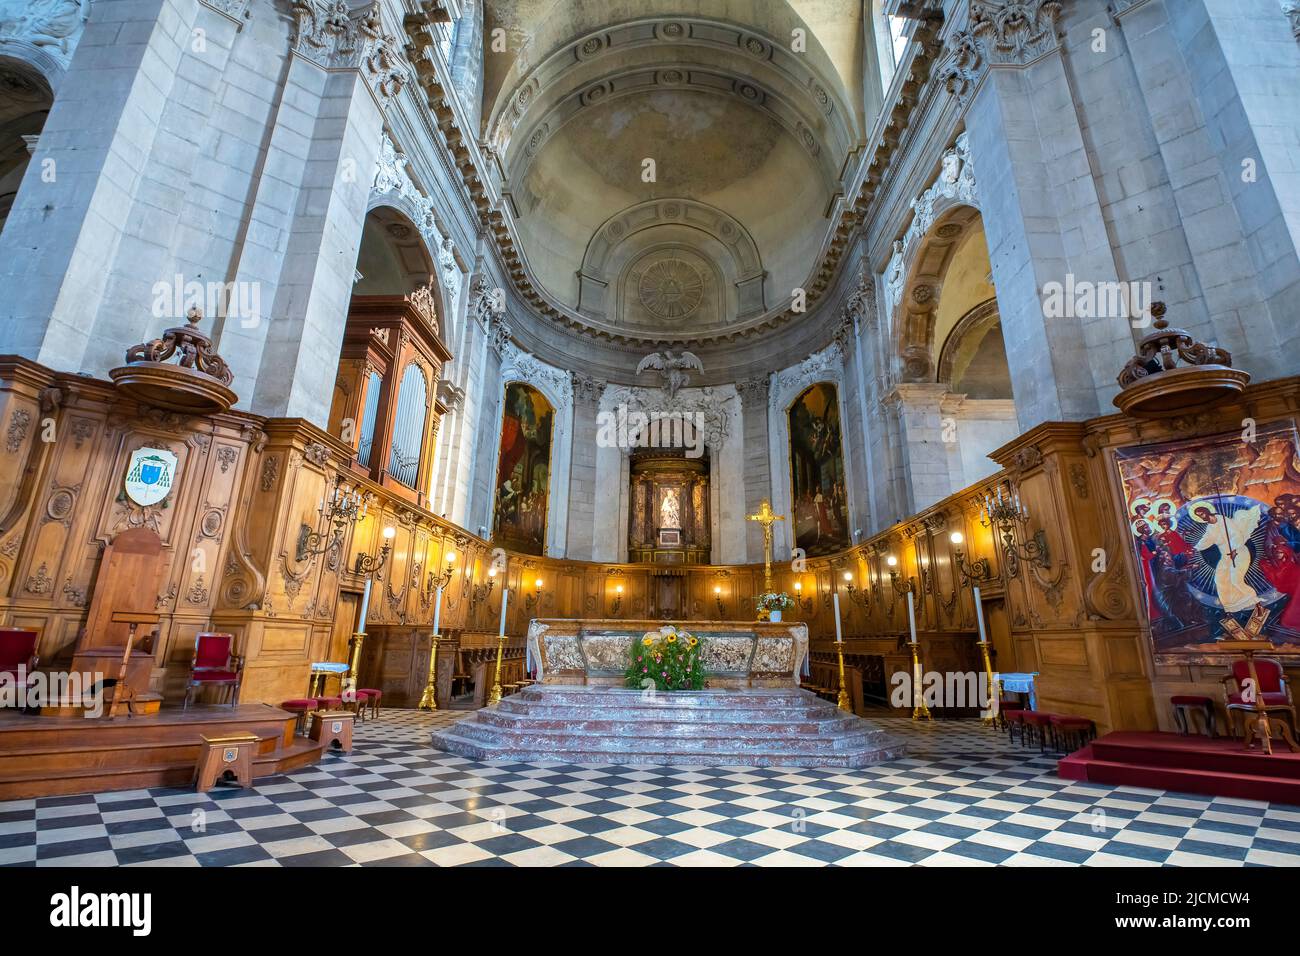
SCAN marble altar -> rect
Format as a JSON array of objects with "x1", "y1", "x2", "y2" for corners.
[{"x1": 525, "y1": 619, "x2": 808, "y2": 688}]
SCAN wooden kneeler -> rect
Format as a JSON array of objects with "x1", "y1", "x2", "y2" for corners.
[
  {"x1": 106, "y1": 611, "x2": 159, "y2": 719},
  {"x1": 194, "y1": 733, "x2": 259, "y2": 792},
  {"x1": 310, "y1": 710, "x2": 355, "y2": 754}
]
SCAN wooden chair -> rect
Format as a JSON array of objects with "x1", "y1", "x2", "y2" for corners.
[
  {"x1": 1221, "y1": 658, "x2": 1297, "y2": 739},
  {"x1": 183, "y1": 632, "x2": 244, "y2": 709}
]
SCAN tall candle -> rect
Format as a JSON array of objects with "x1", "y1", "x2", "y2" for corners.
[
  {"x1": 972, "y1": 585, "x2": 988, "y2": 642},
  {"x1": 432, "y1": 585, "x2": 443, "y2": 635},
  {"x1": 906, "y1": 590, "x2": 918, "y2": 644},
  {"x1": 357, "y1": 577, "x2": 372, "y2": 632},
  {"x1": 832, "y1": 592, "x2": 843, "y2": 643},
  {"x1": 498, "y1": 582, "x2": 509, "y2": 637}
]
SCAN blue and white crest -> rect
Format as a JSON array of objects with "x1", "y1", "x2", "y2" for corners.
[{"x1": 124, "y1": 448, "x2": 178, "y2": 506}]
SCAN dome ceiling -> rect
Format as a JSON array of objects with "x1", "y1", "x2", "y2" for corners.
[{"x1": 481, "y1": 0, "x2": 866, "y2": 346}]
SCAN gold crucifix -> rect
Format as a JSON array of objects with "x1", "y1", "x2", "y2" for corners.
[{"x1": 746, "y1": 499, "x2": 785, "y2": 593}]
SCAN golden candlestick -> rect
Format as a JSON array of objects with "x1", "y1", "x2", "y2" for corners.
[
  {"x1": 488, "y1": 634, "x2": 506, "y2": 705},
  {"x1": 909, "y1": 641, "x2": 932, "y2": 721},
  {"x1": 418, "y1": 634, "x2": 440, "y2": 710},
  {"x1": 347, "y1": 630, "x2": 366, "y2": 682},
  {"x1": 977, "y1": 640, "x2": 996, "y2": 726},
  {"x1": 835, "y1": 640, "x2": 852, "y2": 713}
]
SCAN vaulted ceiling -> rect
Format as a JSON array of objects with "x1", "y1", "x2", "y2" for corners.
[{"x1": 479, "y1": 0, "x2": 868, "y2": 345}]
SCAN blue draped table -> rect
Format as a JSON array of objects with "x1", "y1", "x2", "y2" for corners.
[{"x1": 998, "y1": 672, "x2": 1038, "y2": 711}]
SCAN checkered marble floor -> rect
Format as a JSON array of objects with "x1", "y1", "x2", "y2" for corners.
[{"x1": 3, "y1": 708, "x2": 1299, "y2": 867}]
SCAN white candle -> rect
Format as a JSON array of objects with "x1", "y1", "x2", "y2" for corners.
[
  {"x1": 498, "y1": 582, "x2": 509, "y2": 637},
  {"x1": 357, "y1": 578, "x2": 372, "y2": 632},
  {"x1": 833, "y1": 592, "x2": 843, "y2": 643},
  {"x1": 432, "y1": 585, "x2": 443, "y2": 635},
  {"x1": 906, "y1": 590, "x2": 918, "y2": 644},
  {"x1": 972, "y1": 585, "x2": 988, "y2": 642}
]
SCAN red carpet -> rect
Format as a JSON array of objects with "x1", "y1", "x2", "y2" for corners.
[{"x1": 1058, "y1": 731, "x2": 1300, "y2": 805}]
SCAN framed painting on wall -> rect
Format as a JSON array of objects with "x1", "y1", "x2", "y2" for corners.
[
  {"x1": 788, "y1": 382, "x2": 850, "y2": 557},
  {"x1": 1115, "y1": 420, "x2": 1300, "y2": 663},
  {"x1": 492, "y1": 382, "x2": 553, "y2": 556}
]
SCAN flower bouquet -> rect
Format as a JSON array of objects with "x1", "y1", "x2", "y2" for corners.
[
  {"x1": 625, "y1": 624, "x2": 705, "y2": 691},
  {"x1": 755, "y1": 591, "x2": 794, "y2": 623}
]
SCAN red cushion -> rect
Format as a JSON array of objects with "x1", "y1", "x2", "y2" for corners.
[
  {"x1": 1227, "y1": 692, "x2": 1290, "y2": 706},
  {"x1": 0, "y1": 628, "x2": 37, "y2": 669},
  {"x1": 1023, "y1": 712, "x2": 1055, "y2": 725},
  {"x1": 316, "y1": 697, "x2": 342, "y2": 708},
  {"x1": 1004, "y1": 710, "x2": 1026, "y2": 723},
  {"x1": 194, "y1": 633, "x2": 234, "y2": 669},
  {"x1": 1171, "y1": 695, "x2": 1213, "y2": 706},
  {"x1": 357, "y1": 689, "x2": 382, "y2": 698},
  {"x1": 1050, "y1": 715, "x2": 1093, "y2": 727},
  {"x1": 281, "y1": 699, "x2": 315, "y2": 710},
  {"x1": 191, "y1": 669, "x2": 239, "y2": 682}
]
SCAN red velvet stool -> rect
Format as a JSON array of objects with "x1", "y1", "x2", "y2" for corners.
[
  {"x1": 1004, "y1": 709, "x2": 1028, "y2": 745},
  {"x1": 280, "y1": 698, "x2": 316, "y2": 735},
  {"x1": 357, "y1": 688, "x2": 382, "y2": 719},
  {"x1": 1171, "y1": 694, "x2": 1217, "y2": 738},
  {"x1": 1021, "y1": 712, "x2": 1057, "y2": 751},
  {"x1": 998, "y1": 699, "x2": 1024, "y2": 732},
  {"x1": 315, "y1": 696, "x2": 342, "y2": 712},
  {"x1": 344, "y1": 690, "x2": 370, "y2": 723},
  {"x1": 1049, "y1": 714, "x2": 1097, "y2": 753}
]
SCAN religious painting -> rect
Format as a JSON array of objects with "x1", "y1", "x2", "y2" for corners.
[
  {"x1": 788, "y1": 383, "x2": 850, "y2": 556},
  {"x1": 492, "y1": 383, "x2": 553, "y2": 555},
  {"x1": 1115, "y1": 421, "x2": 1300, "y2": 663}
]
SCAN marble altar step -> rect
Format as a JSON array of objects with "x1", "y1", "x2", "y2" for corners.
[{"x1": 432, "y1": 686, "x2": 904, "y2": 768}]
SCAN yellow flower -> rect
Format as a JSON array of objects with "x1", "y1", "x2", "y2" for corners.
[
  {"x1": 641, "y1": 634, "x2": 656, "y2": 646},
  {"x1": 666, "y1": 634, "x2": 677, "y2": 644},
  {"x1": 688, "y1": 637, "x2": 698, "y2": 648}
]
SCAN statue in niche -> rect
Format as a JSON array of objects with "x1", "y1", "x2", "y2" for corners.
[{"x1": 660, "y1": 488, "x2": 680, "y2": 530}]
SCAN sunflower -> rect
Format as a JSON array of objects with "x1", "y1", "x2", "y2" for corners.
[
  {"x1": 687, "y1": 637, "x2": 698, "y2": 648},
  {"x1": 641, "y1": 634, "x2": 656, "y2": 646},
  {"x1": 666, "y1": 634, "x2": 678, "y2": 644}
]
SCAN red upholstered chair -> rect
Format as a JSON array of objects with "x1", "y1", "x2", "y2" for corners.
[
  {"x1": 1222, "y1": 658, "x2": 1297, "y2": 738},
  {"x1": 183, "y1": 632, "x2": 243, "y2": 709},
  {"x1": 315, "y1": 696, "x2": 343, "y2": 710},
  {"x1": 1049, "y1": 715, "x2": 1097, "y2": 753},
  {"x1": 0, "y1": 628, "x2": 38, "y2": 699},
  {"x1": 1021, "y1": 712, "x2": 1057, "y2": 752}
]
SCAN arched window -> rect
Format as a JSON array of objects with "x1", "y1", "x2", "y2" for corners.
[{"x1": 387, "y1": 362, "x2": 429, "y2": 488}]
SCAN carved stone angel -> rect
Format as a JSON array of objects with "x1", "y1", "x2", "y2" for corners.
[{"x1": 635, "y1": 349, "x2": 703, "y2": 402}]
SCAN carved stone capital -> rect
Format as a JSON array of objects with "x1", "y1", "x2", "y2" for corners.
[
  {"x1": 572, "y1": 373, "x2": 606, "y2": 407},
  {"x1": 735, "y1": 376, "x2": 769, "y2": 406},
  {"x1": 291, "y1": 1, "x2": 408, "y2": 107},
  {"x1": 968, "y1": 1, "x2": 1063, "y2": 66}
]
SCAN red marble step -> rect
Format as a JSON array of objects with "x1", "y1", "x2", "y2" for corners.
[{"x1": 450, "y1": 720, "x2": 888, "y2": 753}]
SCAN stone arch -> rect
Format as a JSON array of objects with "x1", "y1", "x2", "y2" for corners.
[
  {"x1": 354, "y1": 202, "x2": 455, "y2": 344},
  {"x1": 577, "y1": 198, "x2": 766, "y2": 332},
  {"x1": 0, "y1": 54, "x2": 55, "y2": 236},
  {"x1": 936, "y1": 297, "x2": 1011, "y2": 399}
]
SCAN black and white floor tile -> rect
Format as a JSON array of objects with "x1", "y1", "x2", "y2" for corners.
[{"x1": 3, "y1": 709, "x2": 1298, "y2": 867}]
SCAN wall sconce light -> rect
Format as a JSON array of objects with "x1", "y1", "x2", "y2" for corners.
[
  {"x1": 980, "y1": 486, "x2": 1050, "y2": 578},
  {"x1": 950, "y1": 530, "x2": 995, "y2": 586},
  {"x1": 525, "y1": 577, "x2": 543, "y2": 612},
  {"x1": 472, "y1": 565, "x2": 497, "y2": 610},
  {"x1": 714, "y1": 584, "x2": 725, "y2": 619},
  {"x1": 843, "y1": 570, "x2": 869, "y2": 608},
  {"x1": 423, "y1": 549, "x2": 456, "y2": 607},
  {"x1": 610, "y1": 583, "x2": 624, "y2": 617},
  {"x1": 355, "y1": 525, "x2": 395, "y2": 575},
  {"x1": 886, "y1": 555, "x2": 914, "y2": 595},
  {"x1": 793, "y1": 580, "x2": 813, "y2": 612},
  {"x1": 298, "y1": 475, "x2": 371, "y2": 561}
]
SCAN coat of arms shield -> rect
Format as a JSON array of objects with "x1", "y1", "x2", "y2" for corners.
[{"x1": 124, "y1": 448, "x2": 178, "y2": 506}]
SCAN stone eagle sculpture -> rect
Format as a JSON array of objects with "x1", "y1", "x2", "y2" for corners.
[{"x1": 636, "y1": 349, "x2": 703, "y2": 401}]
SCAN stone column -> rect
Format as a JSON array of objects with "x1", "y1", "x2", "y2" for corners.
[
  {"x1": 886, "y1": 383, "x2": 954, "y2": 513},
  {"x1": 736, "y1": 376, "x2": 773, "y2": 562},
  {"x1": 227, "y1": 6, "x2": 407, "y2": 427},
  {"x1": 942, "y1": 0, "x2": 1134, "y2": 428},
  {"x1": 0, "y1": 0, "x2": 198, "y2": 371},
  {"x1": 565, "y1": 373, "x2": 605, "y2": 560},
  {"x1": 1113, "y1": 0, "x2": 1300, "y2": 375}
]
